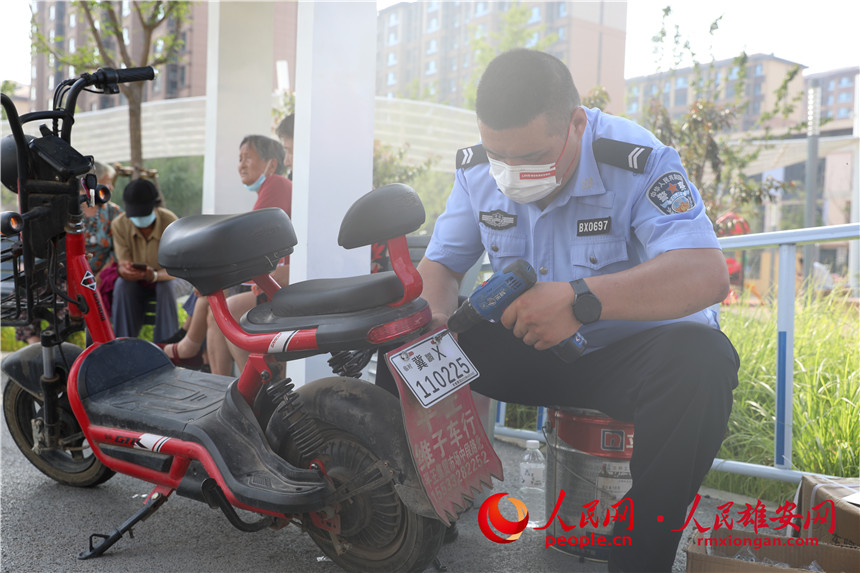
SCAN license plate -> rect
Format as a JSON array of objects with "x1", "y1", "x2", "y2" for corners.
[{"x1": 387, "y1": 329, "x2": 479, "y2": 408}]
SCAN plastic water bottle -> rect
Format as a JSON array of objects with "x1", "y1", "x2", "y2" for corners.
[{"x1": 518, "y1": 439, "x2": 546, "y2": 527}]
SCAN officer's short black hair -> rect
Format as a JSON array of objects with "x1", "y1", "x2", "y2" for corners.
[
  {"x1": 240, "y1": 134, "x2": 286, "y2": 175},
  {"x1": 476, "y1": 49, "x2": 580, "y2": 135}
]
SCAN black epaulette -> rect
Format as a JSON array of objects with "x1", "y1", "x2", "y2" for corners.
[
  {"x1": 593, "y1": 138, "x2": 653, "y2": 174},
  {"x1": 456, "y1": 144, "x2": 488, "y2": 169}
]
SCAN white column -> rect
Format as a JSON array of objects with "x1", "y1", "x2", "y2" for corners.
[
  {"x1": 202, "y1": 2, "x2": 276, "y2": 215},
  {"x1": 290, "y1": 2, "x2": 377, "y2": 386}
]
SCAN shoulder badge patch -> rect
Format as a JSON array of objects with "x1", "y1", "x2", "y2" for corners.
[
  {"x1": 456, "y1": 144, "x2": 489, "y2": 169},
  {"x1": 479, "y1": 210, "x2": 517, "y2": 230},
  {"x1": 593, "y1": 138, "x2": 652, "y2": 174},
  {"x1": 646, "y1": 172, "x2": 696, "y2": 215}
]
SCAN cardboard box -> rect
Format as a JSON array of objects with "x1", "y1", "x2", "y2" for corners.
[
  {"x1": 686, "y1": 528, "x2": 860, "y2": 572},
  {"x1": 794, "y1": 475, "x2": 860, "y2": 548}
]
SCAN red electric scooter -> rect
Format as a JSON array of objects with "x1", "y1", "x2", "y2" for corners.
[{"x1": 1, "y1": 67, "x2": 499, "y2": 572}]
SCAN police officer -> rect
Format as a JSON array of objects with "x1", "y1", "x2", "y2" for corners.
[{"x1": 377, "y1": 49, "x2": 739, "y2": 571}]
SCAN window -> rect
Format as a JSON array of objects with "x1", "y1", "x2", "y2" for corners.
[
  {"x1": 728, "y1": 66, "x2": 740, "y2": 80},
  {"x1": 387, "y1": 72, "x2": 396, "y2": 86},
  {"x1": 475, "y1": 2, "x2": 488, "y2": 16},
  {"x1": 49, "y1": 5, "x2": 55, "y2": 20},
  {"x1": 754, "y1": 82, "x2": 763, "y2": 95},
  {"x1": 49, "y1": 30, "x2": 55, "y2": 43},
  {"x1": 30, "y1": 86, "x2": 36, "y2": 101},
  {"x1": 427, "y1": 1, "x2": 439, "y2": 11},
  {"x1": 828, "y1": 80, "x2": 836, "y2": 90},
  {"x1": 525, "y1": 31, "x2": 539, "y2": 48},
  {"x1": 674, "y1": 90, "x2": 687, "y2": 107},
  {"x1": 123, "y1": 27, "x2": 129, "y2": 45},
  {"x1": 426, "y1": 60, "x2": 437, "y2": 75},
  {"x1": 675, "y1": 76, "x2": 687, "y2": 89},
  {"x1": 663, "y1": 81, "x2": 670, "y2": 93},
  {"x1": 475, "y1": 24, "x2": 487, "y2": 39},
  {"x1": 754, "y1": 64, "x2": 763, "y2": 76},
  {"x1": 557, "y1": 26, "x2": 565, "y2": 40},
  {"x1": 751, "y1": 100, "x2": 761, "y2": 114},
  {"x1": 559, "y1": 3, "x2": 567, "y2": 17},
  {"x1": 463, "y1": 53, "x2": 469, "y2": 67},
  {"x1": 627, "y1": 100, "x2": 639, "y2": 114},
  {"x1": 826, "y1": 94, "x2": 834, "y2": 105},
  {"x1": 122, "y1": 0, "x2": 130, "y2": 17},
  {"x1": 69, "y1": 12, "x2": 76, "y2": 27},
  {"x1": 68, "y1": 65, "x2": 75, "y2": 77},
  {"x1": 388, "y1": 32, "x2": 398, "y2": 46},
  {"x1": 48, "y1": 75, "x2": 55, "y2": 90},
  {"x1": 387, "y1": 52, "x2": 397, "y2": 66},
  {"x1": 839, "y1": 76, "x2": 854, "y2": 87},
  {"x1": 629, "y1": 85, "x2": 639, "y2": 97},
  {"x1": 528, "y1": 6, "x2": 541, "y2": 24},
  {"x1": 837, "y1": 92, "x2": 851, "y2": 103},
  {"x1": 427, "y1": 17, "x2": 438, "y2": 32},
  {"x1": 31, "y1": 65, "x2": 36, "y2": 79},
  {"x1": 427, "y1": 39, "x2": 437, "y2": 54},
  {"x1": 836, "y1": 107, "x2": 851, "y2": 118},
  {"x1": 388, "y1": 12, "x2": 398, "y2": 26},
  {"x1": 450, "y1": 58, "x2": 457, "y2": 71},
  {"x1": 69, "y1": 38, "x2": 75, "y2": 53},
  {"x1": 450, "y1": 79, "x2": 457, "y2": 93}
]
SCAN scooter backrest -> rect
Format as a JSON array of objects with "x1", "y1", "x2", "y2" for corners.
[
  {"x1": 159, "y1": 208, "x2": 297, "y2": 295},
  {"x1": 338, "y1": 183, "x2": 425, "y2": 249}
]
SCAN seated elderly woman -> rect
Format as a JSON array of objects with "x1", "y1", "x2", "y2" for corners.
[{"x1": 161, "y1": 135, "x2": 291, "y2": 374}]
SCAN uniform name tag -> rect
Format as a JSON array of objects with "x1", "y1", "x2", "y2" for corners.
[{"x1": 577, "y1": 217, "x2": 611, "y2": 236}]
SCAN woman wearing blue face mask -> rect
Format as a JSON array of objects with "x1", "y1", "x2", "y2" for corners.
[
  {"x1": 162, "y1": 135, "x2": 292, "y2": 374},
  {"x1": 110, "y1": 177, "x2": 180, "y2": 343}
]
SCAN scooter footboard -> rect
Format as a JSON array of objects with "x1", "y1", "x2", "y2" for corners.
[{"x1": 265, "y1": 376, "x2": 437, "y2": 519}]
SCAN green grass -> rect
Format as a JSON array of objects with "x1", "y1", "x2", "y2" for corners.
[{"x1": 705, "y1": 289, "x2": 859, "y2": 501}]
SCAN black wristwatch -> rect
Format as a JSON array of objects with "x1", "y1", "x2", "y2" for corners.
[{"x1": 570, "y1": 279, "x2": 602, "y2": 324}]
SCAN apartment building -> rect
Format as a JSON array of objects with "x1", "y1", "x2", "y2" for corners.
[
  {"x1": 624, "y1": 53, "x2": 810, "y2": 133},
  {"x1": 376, "y1": 1, "x2": 628, "y2": 113},
  {"x1": 28, "y1": 1, "x2": 298, "y2": 113},
  {"x1": 805, "y1": 66, "x2": 858, "y2": 134}
]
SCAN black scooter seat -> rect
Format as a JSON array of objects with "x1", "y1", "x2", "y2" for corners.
[
  {"x1": 77, "y1": 338, "x2": 331, "y2": 513},
  {"x1": 268, "y1": 271, "x2": 404, "y2": 317}
]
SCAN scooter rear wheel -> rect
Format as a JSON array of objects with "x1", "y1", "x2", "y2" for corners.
[
  {"x1": 301, "y1": 424, "x2": 445, "y2": 573},
  {"x1": 3, "y1": 381, "x2": 114, "y2": 487}
]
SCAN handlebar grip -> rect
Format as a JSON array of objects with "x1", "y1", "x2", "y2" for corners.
[{"x1": 89, "y1": 67, "x2": 156, "y2": 88}]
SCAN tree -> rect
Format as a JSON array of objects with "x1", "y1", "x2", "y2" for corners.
[
  {"x1": 32, "y1": 1, "x2": 190, "y2": 177},
  {"x1": 463, "y1": 2, "x2": 558, "y2": 109},
  {"x1": 639, "y1": 7, "x2": 804, "y2": 231}
]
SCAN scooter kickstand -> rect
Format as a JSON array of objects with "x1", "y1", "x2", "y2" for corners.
[{"x1": 78, "y1": 488, "x2": 170, "y2": 559}]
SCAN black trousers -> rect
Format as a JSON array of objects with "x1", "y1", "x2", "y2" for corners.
[{"x1": 376, "y1": 321, "x2": 739, "y2": 572}]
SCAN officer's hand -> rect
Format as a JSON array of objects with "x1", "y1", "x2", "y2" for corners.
[{"x1": 500, "y1": 282, "x2": 580, "y2": 350}]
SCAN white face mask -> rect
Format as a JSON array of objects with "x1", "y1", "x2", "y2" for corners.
[
  {"x1": 487, "y1": 157, "x2": 561, "y2": 203},
  {"x1": 486, "y1": 121, "x2": 575, "y2": 204}
]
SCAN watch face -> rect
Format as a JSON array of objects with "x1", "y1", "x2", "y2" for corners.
[{"x1": 574, "y1": 293, "x2": 601, "y2": 324}]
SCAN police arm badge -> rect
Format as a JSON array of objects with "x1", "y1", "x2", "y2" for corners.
[{"x1": 646, "y1": 172, "x2": 695, "y2": 215}]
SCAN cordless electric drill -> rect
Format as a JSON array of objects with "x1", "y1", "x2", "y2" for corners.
[{"x1": 447, "y1": 259, "x2": 588, "y2": 362}]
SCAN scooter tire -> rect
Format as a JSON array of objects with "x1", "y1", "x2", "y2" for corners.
[
  {"x1": 293, "y1": 423, "x2": 445, "y2": 573},
  {"x1": 3, "y1": 380, "x2": 114, "y2": 487}
]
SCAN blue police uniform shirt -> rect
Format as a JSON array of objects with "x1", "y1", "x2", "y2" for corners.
[{"x1": 426, "y1": 106, "x2": 722, "y2": 353}]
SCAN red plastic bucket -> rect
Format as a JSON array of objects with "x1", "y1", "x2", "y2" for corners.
[{"x1": 544, "y1": 408, "x2": 634, "y2": 562}]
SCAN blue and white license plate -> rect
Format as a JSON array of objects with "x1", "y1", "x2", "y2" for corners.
[{"x1": 388, "y1": 330, "x2": 479, "y2": 408}]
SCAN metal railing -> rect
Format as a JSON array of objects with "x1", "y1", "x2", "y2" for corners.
[{"x1": 492, "y1": 223, "x2": 860, "y2": 484}]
